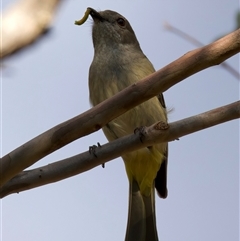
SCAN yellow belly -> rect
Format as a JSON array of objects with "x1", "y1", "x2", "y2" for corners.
[{"x1": 102, "y1": 96, "x2": 167, "y2": 196}]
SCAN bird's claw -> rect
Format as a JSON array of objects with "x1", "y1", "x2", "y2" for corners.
[
  {"x1": 89, "y1": 142, "x2": 105, "y2": 168},
  {"x1": 89, "y1": 142, "x2": 101, "y2": 157},
  {"x1": 89, "y1": 145, "x2": 98, "y2": 157},
  {"x1": 134, "y1": 126, "x2": 146, "y2": 143}
]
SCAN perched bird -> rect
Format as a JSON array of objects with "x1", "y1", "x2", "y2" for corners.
[{"x1": 88, "y1": 8, "x2": 168, "y2": 241}]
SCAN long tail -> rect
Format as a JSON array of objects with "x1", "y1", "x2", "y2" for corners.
[{"x1": 125, "y1": 179, "x2": 159, "y2": 241}]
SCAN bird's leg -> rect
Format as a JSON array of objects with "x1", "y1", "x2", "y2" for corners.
[
  {"x1": 89, "y1": 142, "x2": 105, "y2": 168},
  {"x1": 134, "y1": 126, "x2": 146, "y2": 143},
  {"x1": 89, "y1": 145, "x2": 98, "y2": 157}
]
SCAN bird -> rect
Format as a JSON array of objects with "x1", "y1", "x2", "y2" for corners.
[{"x1": 88, "y1": 8, "x2": 168, "y2": 241}]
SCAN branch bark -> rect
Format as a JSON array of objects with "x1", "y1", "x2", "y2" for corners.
[
  {"x1": 0, "y1": 28, "x2": 240, "y2": 188},
  {"x1": 1, "y1": 0, "x2": 61, "y2": 58},
  {"x1": 164, "y1": 22, "x2": 240, "y2": 80},
  {"x1": 1, "y1": 101, "x2": 239, "y2": 198}
]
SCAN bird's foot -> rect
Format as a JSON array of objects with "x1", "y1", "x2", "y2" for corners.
[
  {"x1": 89, "y1": 142, "x2": 101, "y2": 157},
  {"x1": 89, "y1": 142, "x2": 105, "y2": 168},
  {"x1": 134, "y1": 126, "x2": 146, "y2": 143}
]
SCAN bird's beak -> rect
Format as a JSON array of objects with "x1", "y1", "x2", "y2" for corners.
[{"x1": 88, "y1": 8, "x2": 104, "y2": 22}]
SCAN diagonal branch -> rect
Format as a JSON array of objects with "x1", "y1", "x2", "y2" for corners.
[
  {"x1": 1, "y1": 101, "x2": 239, "y2": 198},
  {"x1": 164, "y1": 22, "x2": 240, "y2": 80},
  {"x1": 0, "y1": 28, "x2": 240, "y2": 188},
  {"x1": 1, "y1": 0, "x2": 61, "y2": 58}
]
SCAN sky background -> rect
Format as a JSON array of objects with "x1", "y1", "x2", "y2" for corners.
[{"x1": 1, "y1": 0, "x2": 239, "y2": 241}]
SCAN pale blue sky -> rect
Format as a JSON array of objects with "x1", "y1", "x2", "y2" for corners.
[{"x1": 1, "y1": 0, "x2": 239, "y2": 241}]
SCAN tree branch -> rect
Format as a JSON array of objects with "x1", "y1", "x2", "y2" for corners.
[
  {"x1": 1, "y1": 0, "x2": 61, "y2": 58},
  {"x1": 164, "y1": 22, "x2": 240, "y2": 80},
  {"x1": 0, "y1": 28, "x2": 239, "y2": 188},
  {"x1": 1, "y1": 101, "x2": 239, "y2": 198}
]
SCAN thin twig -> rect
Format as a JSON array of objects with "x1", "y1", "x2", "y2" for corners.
[{"x1": 164, "y1": 22, "x2": 240, "y2": 80}]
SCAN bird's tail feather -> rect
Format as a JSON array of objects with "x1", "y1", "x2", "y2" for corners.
[{"x1": 125, "y1": 180, "x2": 158, "y2": 241}]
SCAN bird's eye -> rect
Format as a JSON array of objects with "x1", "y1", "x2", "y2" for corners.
[{"x1": 117, "y1": 18, "x2": 125, "y2": 27}]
